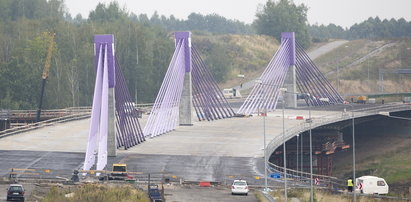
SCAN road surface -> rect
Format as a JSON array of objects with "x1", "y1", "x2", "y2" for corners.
[{"x1": 0, "y1": 110, "x2": 336, "y2": 183}]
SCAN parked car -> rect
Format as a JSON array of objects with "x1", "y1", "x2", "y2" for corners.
[
  {"x1": 355, "y1": 176, "x2": 389, "y2": 195},
  {"x1": 231, "y1": 180, "x2": 248, "y2": 195},
  {"x1": 6, "y1": 184, "x2": 25, "y2": 201}
]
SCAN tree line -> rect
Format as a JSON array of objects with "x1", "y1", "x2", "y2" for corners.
[
  {"x1": 1, "y1": 0, "x2": 411, "y2": 110},
  {"x1": 0, "y1": 0, "x2": 174, "y2": 109},
  {"x1": 309, "y1": 17, "x2": 411, "y2": 41}
]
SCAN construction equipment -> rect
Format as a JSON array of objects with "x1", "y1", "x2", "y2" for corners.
[
  {"x1": 36, "y1": 32, "x2": 55, "y2": 122},
  {"x1": 111, "y1": 163, "x2": 128, "y2": 179},
  {"x1": 357, "y1": 95, "x2": 367, "y2": 104}
]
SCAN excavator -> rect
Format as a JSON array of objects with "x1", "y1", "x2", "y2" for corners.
[{"x1": 36, "y1": 32, "x2": 55, "y2": 122}]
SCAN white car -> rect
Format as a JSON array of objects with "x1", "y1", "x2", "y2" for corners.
[{"x1": 231, "y1": 180, "x2": 249, "y2": 195}]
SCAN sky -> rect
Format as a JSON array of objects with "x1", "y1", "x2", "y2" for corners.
[{"x1": 64, "y1": 0, "x2": 411, "y2": 28}]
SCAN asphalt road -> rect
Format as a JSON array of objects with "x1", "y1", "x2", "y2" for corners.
[
  {"x1": 164, "y1": 184, "x2": 259, "y2": 202},
  {"x1": 0, "y1": 150, "x2": 264, "y2": 185}
]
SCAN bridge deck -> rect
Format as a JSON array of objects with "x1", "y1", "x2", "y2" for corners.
[
  {"x1": 3, "y1": 104, "x2": 409, "y2": 183},
  {"x1": 0, "y1": 110, "x2": 334, "y2": 157}
]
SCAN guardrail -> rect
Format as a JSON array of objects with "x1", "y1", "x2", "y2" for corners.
[
  {"x1": 0, "y1": 107, "x2": 92, "y2": 118},
  {"x1": 0, "y1": 104, "x2": 156, "y2": 138},
  {"x1": 6, "y1": 167, "x2": 182, "y2": 185},
  {"x1": 0, "y1": 112, "x2": 91, "y2": 139},
  {"x1": 266, "y1": 103, "x2": 411, "y2": 188}
]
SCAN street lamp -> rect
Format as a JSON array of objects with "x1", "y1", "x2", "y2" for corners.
[
  {"x1": 237, "y1": 74, "x2": 245, "y2": 89},
  {"x1": 282, "y1": 90, "x2": 314, "y2": 202},
  {"x1": 296, "y1": 134, "x2": 299, "y2": 175},
  {"x1": 306, "y1": 94, "x2": 313, "y2": 202},
  {"x1": 320, "y1": 98, "x2": 356, "y2": 202},
  {"x1": 280, "y1": 88, "x2": 288, "y2": 202},
  {"x1": 254, "y1": 79, "x2": 287, "y2": 200},
  {"x1": 263, "y1": 107, "x2": 268, "y2": 192}
]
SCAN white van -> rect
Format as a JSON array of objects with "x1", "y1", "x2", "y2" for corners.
[
  {"x1": 223, "y1": 88, "x2": 242, "y2": 99},
  {"x1": 355, "y1": 176, "x2": 389, "y2": 195}
]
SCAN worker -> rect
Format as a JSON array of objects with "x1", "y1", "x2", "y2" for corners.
[{"x1": 347, "y1": 178, "x2": 354, "y2": 192}]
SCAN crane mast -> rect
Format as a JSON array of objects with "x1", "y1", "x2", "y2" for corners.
[{"x1": 36, "y1": 32, "x2": 55, "y2": 122}]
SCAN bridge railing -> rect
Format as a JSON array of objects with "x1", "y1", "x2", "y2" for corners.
[
  {"x1": 267, "y1": 161, "x2": 346, "y2": 189},
  {"x1": 0, "y1": 107, "x2": 92, "y2": 119},
  {"x1": 0, "y1": 110, "x2": 91, "y2": 139},
  {"x1": 266, "y1": 103, "x2": 411, "y2": 187}
]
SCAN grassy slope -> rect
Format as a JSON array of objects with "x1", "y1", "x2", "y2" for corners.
[
  {"x1": 270, "y1": 189, "x2": 404, "y2": 201},
  {"x1": 314, "y1": 38, "x2": 411, "y2": 95},
  {"x1": 192, "y1": 34, "x2": 279, "y2": 88}
]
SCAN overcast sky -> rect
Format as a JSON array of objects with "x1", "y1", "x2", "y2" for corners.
[{"x1": 64, "y1": 0, "x2": 411, "y2": 28}]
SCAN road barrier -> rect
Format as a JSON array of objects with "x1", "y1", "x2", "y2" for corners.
[
  {"x1": 0, "y1": 111, "x2": 91, "y2": 139},
  {"x1": 7, "y1": 167, "x2": 184, "y2": 185}
]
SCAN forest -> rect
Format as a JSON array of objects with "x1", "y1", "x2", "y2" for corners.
[{"x1": 1, "y1": 0, "x2": 411, "y2": 110}]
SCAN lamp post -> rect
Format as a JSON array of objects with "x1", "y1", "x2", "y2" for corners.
[
  {"x1": 238, "y1": 74, "x2": 245, "y2": 89},
  {"x1": 281, "y1": 90, "x2": 314, "y2": 202},
  {"x1": 281, "y1": 89, "x2": 287, "y2": 202},
  {"x1": 296, "y1": 134, "x2": 299, "y2": 174},
  {"x1": 255, "y1": 79, "x2": 288, "y2": 198},
  {"x1": 300, "y1": 93, "x2": 314, "y2": 202},
  {"x1": 308, "y1": 98, "x2": 313, "y2": 202},
  {"x1": 320, "y1": 98, "x2": 355, "y2": 202},
  {"x1": 263, "y1": 107, "x2": 268, "y2": 192}
]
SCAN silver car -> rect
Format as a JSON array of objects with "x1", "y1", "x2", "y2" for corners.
[{"x1": 231, "y1": 180, "x2": 249, "y2": 195}]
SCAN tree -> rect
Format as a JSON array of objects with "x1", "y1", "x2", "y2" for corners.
[
  {"x1": 204, "y1": 44, "x2": 231, "y2": 82},
  {"x1": 254, "y1": 0, "x2": 310, "y2": 47}
]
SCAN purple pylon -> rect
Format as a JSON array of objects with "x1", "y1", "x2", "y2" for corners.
[{"x1": 238, "y1": 32, "x2": 343, "y2": 115}]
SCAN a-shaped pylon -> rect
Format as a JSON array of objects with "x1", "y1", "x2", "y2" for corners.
[
  {"x1": 238, "y1": 32, "x2": 343, "y2": 115},
  {"x1": 144, "y1": 32, "x2": 235, "y2": 138},
  {"x1": 83, "y1": 35, "x2": 145, "y2": 172}
]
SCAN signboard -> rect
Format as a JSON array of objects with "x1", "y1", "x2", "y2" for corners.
[
  {"x1": 315, "y1": 178, "x2": 319, "y2": 185},
  {"x1": 270, "y1": 173, "x2": 281, "y2": 179}
]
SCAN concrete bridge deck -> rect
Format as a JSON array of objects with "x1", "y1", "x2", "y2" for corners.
[
  {"x1": 1, "y1": 104, "x2": 411, "y2": 183},
  {"x1": 0, "y1": 109, "x2": 333, "y2": 182}
]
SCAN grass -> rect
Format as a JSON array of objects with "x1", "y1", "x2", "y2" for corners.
[
  {"x1": 318, "y1": 38, "x2": 411, "y2": 95},
  {"x1": 359, "y1": 149, "x2": 411, "y2": 184},
  {"x1": 333, "y1": 137, "x2": 411, "y2": 195},
  {"x1": 41, "y1": 184, "x2": 149, "y2": 202},
  {"x1": 254, "y1": 191, "x2": 269, "y2": 202},
  {"x1": 269, "y1": 188, "x2": 405, "y2": 202},
  {"x1": 314, "y1": 39, "x2": 373, "y2": 73},
  {"x1": 192, "y1": 34, "x2": 279, "y2": 88}
]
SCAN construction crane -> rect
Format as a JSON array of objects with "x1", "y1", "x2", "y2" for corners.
[{"x1": 36, "y1": 32, "x2": 55, "y2": 122}]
